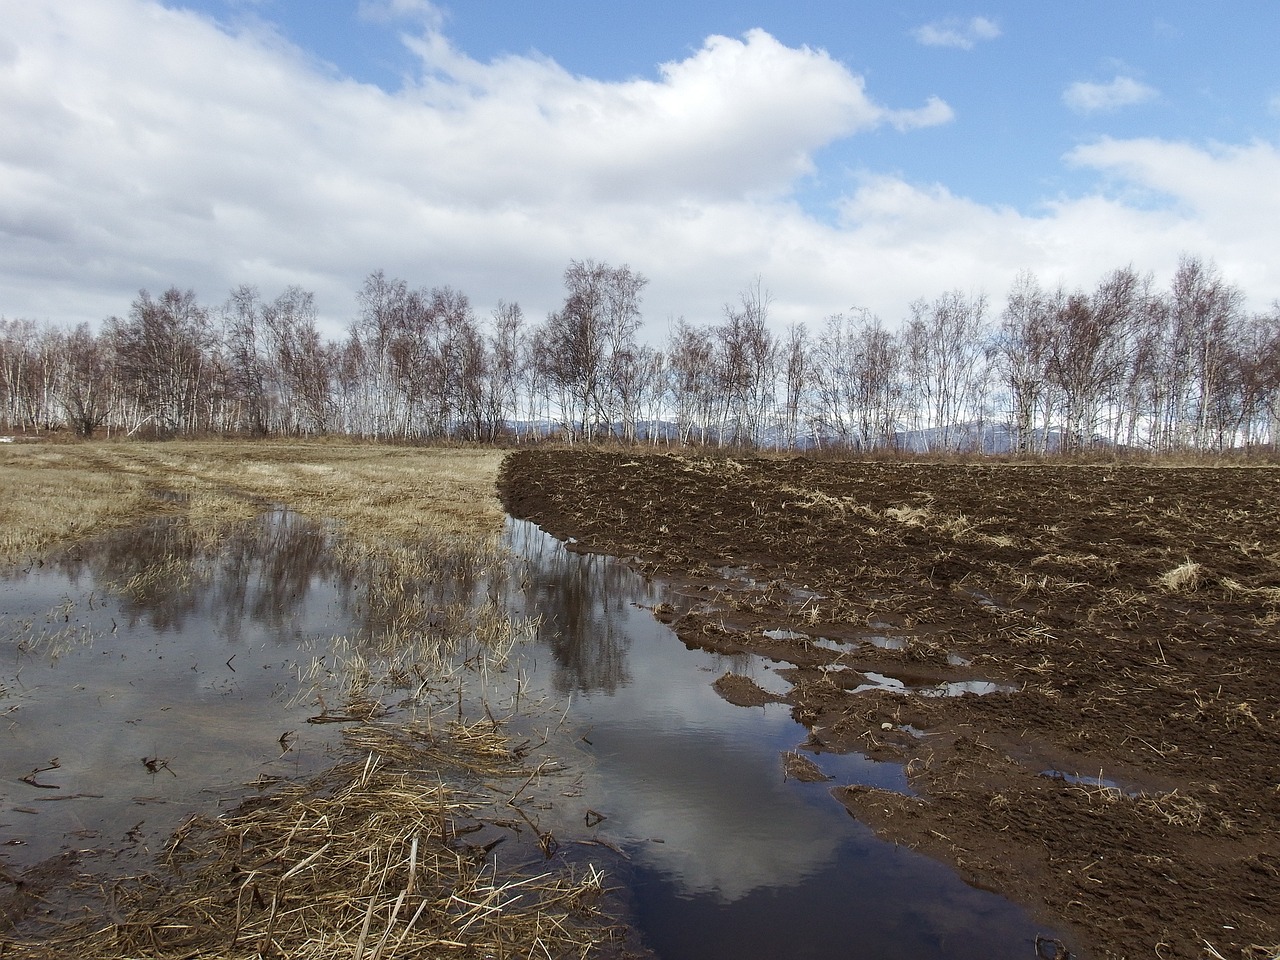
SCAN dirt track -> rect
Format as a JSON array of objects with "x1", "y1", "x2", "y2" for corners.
[{"x1": 499, "y1": 450, "x2": 1280, "y2": 960}]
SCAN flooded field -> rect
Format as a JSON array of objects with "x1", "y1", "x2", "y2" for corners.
[
  {"x1": 3, "y1": 493, "x2": 1061, "y2": 958},
  {"x1": 501, "y1": 450, "x2": 1280, "y2": 960},
  {"x1": 506, "y1": 519, "x2": 1057, "y2": 960},
  {"x1": 1, "y1": 510, "x2": 356, "y2": 872}
]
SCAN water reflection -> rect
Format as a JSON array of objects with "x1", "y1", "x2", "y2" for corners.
[
  {"x1": 0, "y1": 508, "x2": 489, "y2": 874},
  {"x1": 36, "y1": 509, "x2": 339, "y2": 641},
  {"x1": 1, "y1": 511, "x2": 1062, "y2": 960},
  {"x1": 0, "y1": 514, "x2": 344, "y2": 871},
  {"x1": 502, "y1": 519, "x2": 1059, "y2": 960},
  {"x1": 505, "y1": 519, "x2": 634, "y2": 695},
  {"x1": 211, "y1": 510, "x2": 333, "y2": 641}
]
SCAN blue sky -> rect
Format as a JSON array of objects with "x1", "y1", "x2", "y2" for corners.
[
  {"x1": 206, "y1": 1, "x2": 1280, "y2": 210},
  {"x1": 3, "y1": 0, "x2": 1279, "y2": 335}
]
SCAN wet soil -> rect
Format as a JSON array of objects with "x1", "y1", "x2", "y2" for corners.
[{"x1": 499, "y1": 450, "x2": 1280, "y2": 960}]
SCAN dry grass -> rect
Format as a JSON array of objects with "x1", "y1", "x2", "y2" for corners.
[
  {"x1": 0, "y1": 446, "x2": 155, "y2": 560},
  {"x1": 0, "y1": 440, "x2": 508, "y2": 565},
  {"x1": 3, "y1": 722, "x2": 622, "y2": 960},
  {"x1": 1156, "y1": 559, "x2": 1204, "y2": 593},
  {"x1": 781, "y1": 750, "x2": 832, "y2": 783},
  {"x1": 0, "y1": 440, "x2": 629, "y2": 958},
  {"x1": 884, "y1": 504, "x2": 930, "y2": 526}
]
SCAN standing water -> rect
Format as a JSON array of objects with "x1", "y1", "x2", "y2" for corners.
[
  {"x1": 1, "y1": 510, "x2": 1060, "y2": 957},
  {"x1": 0, "y1": 510, "x2": 365, "y2": 873},
  {"x1": 502, "y1": 519, "x2": 1058, "y2": 960}
]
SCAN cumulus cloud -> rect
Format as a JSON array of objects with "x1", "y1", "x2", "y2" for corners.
[
  {"x1": 0, "y1": 0, "x2": 953, "y2": 330},
  {"x1": 1062, "y1": 137, "x2": 1280, "y2": 292},
  {"x1": 390, "y1": 27, "x2": 953, "y2": 204},
  {"x1": 826, "y1": 137, "x2": 1280, "y2": 314},
  {"x1": 912, "y1": 16, "x2": 1001, "y2": 50},
  {"x1": 885, "y1": 95, "x2": 955, "y2": 131},
  {"x1": 1063, "y1": 75, "x2": 1158, "y2": 114},
  {"x1": 0, "y1": 0, "x2": 1276, "y2": 339}
]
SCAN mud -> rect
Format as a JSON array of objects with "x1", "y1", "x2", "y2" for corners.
[{"x1": 499, "y1": 450, "x2": 1280, "y2": 960}]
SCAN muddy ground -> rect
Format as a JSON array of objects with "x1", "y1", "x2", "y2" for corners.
[{"x1": 498, "y1": 450, "x2": 1280, "y2": 960}]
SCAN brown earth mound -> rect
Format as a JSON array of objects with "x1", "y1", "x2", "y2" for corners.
[{"x1": 499, "y1": 449, "x2": 1280, "y2": 960}]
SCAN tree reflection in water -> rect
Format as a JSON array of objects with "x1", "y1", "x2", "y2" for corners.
[{"x1": 504, "y1": 518, "x2": 639, "y2": 696}]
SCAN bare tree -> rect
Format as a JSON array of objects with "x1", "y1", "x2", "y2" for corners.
[
  {"x1": 1, "y1": 319, "x2": 49, "y2": 431},
  {"x1": 541, "y1": 260, "x2": 648, "y2": 441},
  {"x1": 903, "y1": 290, "x2": 989, "y2": 451},
  {"x1": 58, "y1": 323, "x2": 115, "y2": 437},
  {"x1": 345, "y1": 270, "x2": 410, "y2": 438},
  {"x1": 608, "y1": 344, "x2": 665, "y2": 444},
  {"x1": 811, "y1": 311, "x2": 866, "y2": 447},
  {"x1": 1037, "y1": 269, "x2": 1141, "y2": 450},
  {"x1": 389, "y1": 285, "x2": 480, "y2": 439},
  {"x1": 268, "y1": 287, "x2": 333, "y2": 435},
  {"x1": 483, "y1": 300, "x2": 525, "y2": 441},
  {"x1": 666, "y1": 318, "x2": 717, "y2": 445},
  {"x1": 108, "y1": 288, "x2": 215, "y2": 435},
  {"x1": 780, "y1": 322, "x2": 810, "y2": 449},
  {"x1": 716, "y1": 279, "x2": 777, "y2": 447},
  {"x1": 223, "y1": 285, "x2": 274, "y2": 435},
  {"x1": 992, "y1": 272, "x2": 1053, "y2": 453},
  {"x1": 810, "y1": 310, "x2": 904, "y2": 450},
  {"x1": 1167, "y1": 256, "x2": 1245, "y2": 449},
  {"x1": 1247, "y1": 307, "x2": 1280, "y2": 449}
]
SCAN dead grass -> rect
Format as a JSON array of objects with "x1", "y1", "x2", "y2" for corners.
[
  {"x1": 0, "y1": 440, "x2": 629, "y2": 959},
  {"x1": 0, "y1": 440, "x2": 507, "y2": 565},
  {"x1": 885, "y1": 504, "x2": 930, "y2": 526},
  {"x1": 1157, "y1": 559, "x2": 1204, "y2": 593},
  {"x1": 2, "y1": 722, "x2": 622, "y2": 960},
  {"x1": 0, "y1": 447, "x2": 153, "y2": 560},
  {"x1": 781, "y1": 750, "x2": 832, "y2": 783}
]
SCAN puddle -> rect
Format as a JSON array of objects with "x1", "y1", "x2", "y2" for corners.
[
  {"x1": 1, "y1": 512, "x2": 1060, "y2": 958},
  {"x1": 923, "y1": 679, "x2": 1018, "y2": 697},
  {"x1": 851, "y1": 671, "x2": 1014, "y2": 698},
  {"x1": 503, "y1": 520, "x2": 1061, "y2": 959},
  {"x1": 763, "y1": 627, "x2": 810, "y2": 642},
  {"x1": 0, "y1": 509, "x2": 493, "y2": 872},
  {"x1": 863, "y1": 634, "x2": 970, "y2": 667},
  {"x1": 714, "y1": 567, "x2": 824, "y2": 603},
  {"x1": 866, "y1": 634, "x2": 908, "y2": 651},
  {"x1": 743, "y1": 663, "x2": 794, "y2": 698},
  {"x1": 1040, "y1": 770, "x2": 1136, "y2": 795},
  {"x1": 853, "y1": 670, "x2": 908, "y2": 693}
]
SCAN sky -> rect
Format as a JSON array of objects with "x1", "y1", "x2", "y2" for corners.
[{"x1": 3, "y1": 0, "x2": 1279, "y2": 339}]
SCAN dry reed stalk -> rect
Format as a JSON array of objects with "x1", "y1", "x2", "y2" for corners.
[
  {"x1": 884, "y1": 505, "x2": 930, "y2": 526},
  {"x1": 1, "y1": 721, "x2": 621, "y2": 960}
]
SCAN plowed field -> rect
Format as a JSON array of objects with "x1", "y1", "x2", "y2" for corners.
[{"x1": 499, "y1": 450, "x2": 1280, "y2": 960}]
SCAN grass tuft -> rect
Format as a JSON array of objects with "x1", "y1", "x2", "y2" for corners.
[{"x1": 1156, "y1": 559, "x2": 1204, "y2": 593}]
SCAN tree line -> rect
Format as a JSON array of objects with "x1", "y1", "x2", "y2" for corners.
[{"x1": 2, "y1": 255, "x2": 1278, "y2": 453}]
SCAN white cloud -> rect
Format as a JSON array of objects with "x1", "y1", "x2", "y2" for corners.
[
  {"x1": 357, "y1": 0, "x2": 442, "y2": 27},
  {"x1": 390, "y1": 28, "x2": 950, "y2": 204},
  {"x1": 0, "y1": 0, "x2": 1276, "y2": 343},
  {"x1": 886, "y1": 95, "x2": 955, "y2": 132},
  {"x1": 0, "y1": 1, "x2": 952, "y2": 331},
  {"x1": 912, "y1": 16, "x2": 1001, "y2": 50},
  {"x1": 826, "y1": 135, "x2": 1280, "y2": 313},
  {"x1": 1062, "y1": 75, "x2": 1158, "y2": 114},
  {"x1": 1061, "y1": 137, "x2": 1280, "y2": 294}
]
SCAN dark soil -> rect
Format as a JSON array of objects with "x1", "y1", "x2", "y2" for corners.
[{"x1": 498, "y1": 450, "x2": 1280, "y2": 960}]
